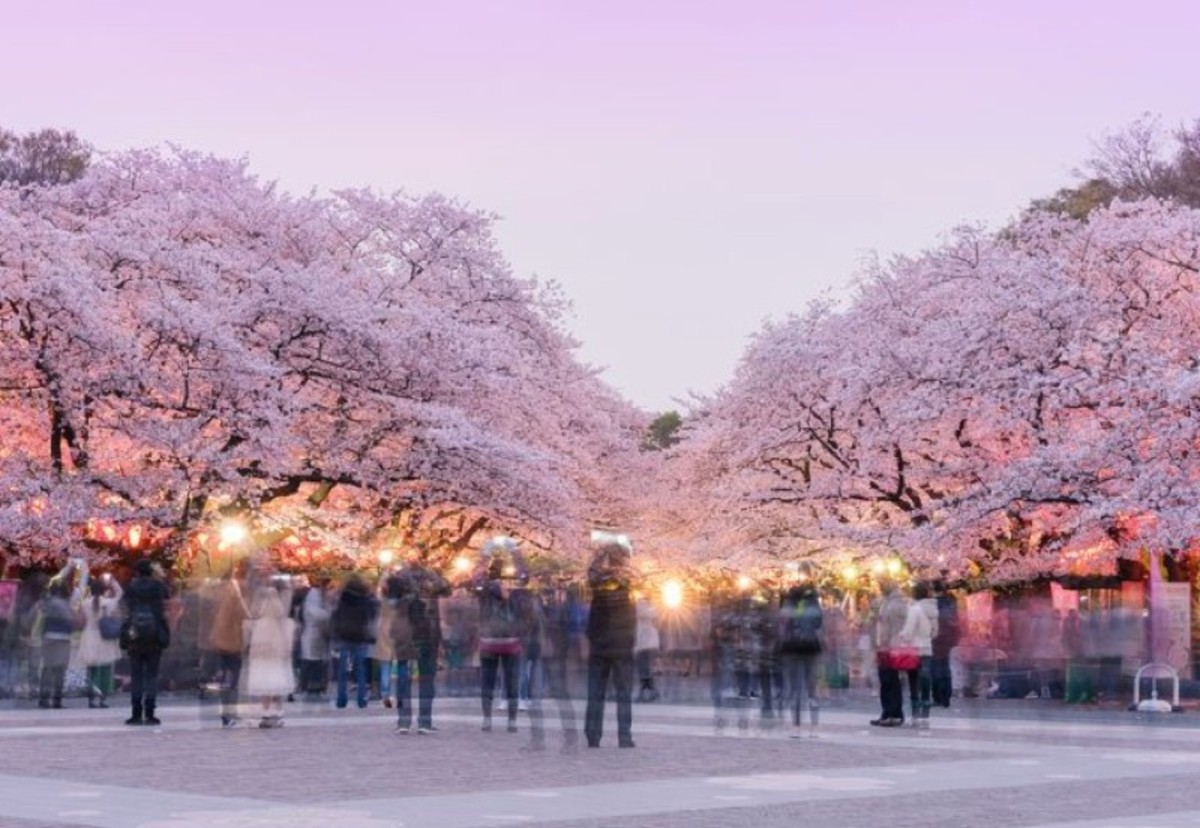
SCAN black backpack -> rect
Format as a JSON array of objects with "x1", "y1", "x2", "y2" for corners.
[
  {"x1": 781, "y1": 601, "x2": 822, "y2": 654},
  {"x1": 123, "y1": 605, "x2": 161, "y2": 652}
]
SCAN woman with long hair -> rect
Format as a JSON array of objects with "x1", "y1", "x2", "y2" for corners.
[{"x1": 77, "y1": 574, "x2": 123, "y2": 708}]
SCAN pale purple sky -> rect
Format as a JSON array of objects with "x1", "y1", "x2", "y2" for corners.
[{"x1": 6, "y1": 1, "x2": 1198, "y2": 409}]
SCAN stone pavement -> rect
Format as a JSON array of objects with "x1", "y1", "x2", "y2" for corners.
[{"x1": 1, "y1": 696, "x2": 1200, "y2": 827}]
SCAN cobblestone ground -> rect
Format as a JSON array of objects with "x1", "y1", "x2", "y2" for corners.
[{"x1": 2, "y1": 695, "x2": 1200, "y2": 827}]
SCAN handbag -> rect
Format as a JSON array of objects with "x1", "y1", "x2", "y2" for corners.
[
  {"x1": 885, "y1": 646, "x2": 920, "y2": 672},
  {"x1": 99, "y1": 614, "x2": 124, "y2": 641}
]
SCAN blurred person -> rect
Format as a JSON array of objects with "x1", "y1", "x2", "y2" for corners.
[
  {"x1": 930, "y1": 580, "x2": 959, "y2": 707},
  {"x1": 474, "y1": 538, "x2": 528, "y2": 733},
  {"x1": 527, "y1": 582, "x2": 579, "y2": 752},
  {"x1": 405, "y1": 550, "x2": 452, "y2": 732},
  {"x1": 709, "y1": 593, "x2": 738, "y2": 731},
  {"x1": 870, "y1": 577, "x2": 910, "y2": 727},
  {"x1": 36, "y1": 579, "x2": 74, "y2": 709},
  {"x1": 440, "y1": 587, "x2": 477, "y2": 697},
  {"x1": 518, "y1": 581, "x2": 545, "y2": 713},
  {"x1": 634, "y1": 596, "x2": 660, "y2": 702},
  {"x1": 372, "y1": 579, "x2": 397, "y2": 707},
  {"x1": 298, "y1": 578, "x2": 332, "y2": 698},
  {"x1": 731, "y1": 585, "x2": 777, "y2": 728},
  {"x1": 584, "y1": 535, "x2": 637, "y2": 748},
  {"x1": 77, "y1": 573, "x2": 123, "y2": 708},
  {"x1": 208, "y1": 567, "x2": 250, "y2": 727},
  {"x1": 901, "y1": 582, "x2": 937, "y2": 728},
  {"x1": 779, "y1": 576, "x2": 823, "y2": 738},
  {"x1": 331, "y1": 574, "x2": 378, "y2": 709},
  {"x1": 121, "y1": 558, "x2": 171, "y2": 725},
  {"x1": 245, "y1": 584, "x2": 294, "y2": 728}
]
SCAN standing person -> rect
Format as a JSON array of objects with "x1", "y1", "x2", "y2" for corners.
[
  {"x1": 634, "y1": 597, "x2": 660, "y2": 702},
  {"x1": 870, "y1": 577, "x2": 910, "y2": 728},
  {"x1": 77, "y1": 574, "x2": 123, "y2": 708},
  {"x1": 528, "y1": 582, "x2": 579, "y2": 752},
  {"x1": 36, "y1": 580, "x2": 74, "y2": 709},
  {"x1": 902, "y1": 582, "x2": 938, "y2": 728},
  {"x1": 372, "y1": 580, "x2": 396, "y2": 707},
  {"x1": 121, "y1": 559, "x2": 171, "y2": 726},
  {"x1": 779, "y1": 577, "x2": 823, "y2": 738},
  {"x1": 930, "y1": 580, "x2": 959, "y2": 707},
  {"x1": 331, "y1": 574, "x2": 378, "y2": 709},
  {"x1": 245, "y1": 584, "x2": 294, "y2": 728},
  {"x1": 298, "y1": 579, "x2": 331, "y2": 699},
  {"x1": 474, "y1": 538, "x2": 527, "y2": 734},
  {"x1": 208, "y1": 568, "x2": 249, "y2": 728},
  {"x1": 406, "y1": 553, "x2": 451, "y2": 733},
  {"x1": 584, "y1": 535, "x2": 637, "y2": 749}
]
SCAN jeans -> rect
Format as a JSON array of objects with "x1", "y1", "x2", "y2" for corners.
[
  {"x1": 585, "y1": 651, "x2": 633, "y2": 745},
  {"x1": 930, "y1": 655, "x2": 952, "y2": 706},
  {"x1": 907, "y1": 656, "x2": 933, "y2": 719},
  {"x1": 216, "y1": 651, "x2": 242, "y2": 717},
  {"x1": 129, "y1": 649, "x2": 162, "y2": 710},
  {"x1": 878, "y1": 664, "x2": 904, "y2": 720},
  {"x1": 395, "y1": 642, "x2": 438, "y2": 728},
  {"x1": 480, "y1": 652, "x2": 519, "y2": 719},
  {"x1": 782, "y1": 651, "x2": 820, "y2": 725},
  {"x1": 336, "y1": 643, "x2": 370, "y2": 708}
]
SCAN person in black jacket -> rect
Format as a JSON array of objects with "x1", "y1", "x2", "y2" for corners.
[
  {"x1": 121, "y1": 559, "x2": 171, "y2": 726},
  {"x1": 584, "y1": 535, "x2": 637, "y2": 748},
  {"x1": 331, "y1": 574, "x2": 378, "y2": 709}
]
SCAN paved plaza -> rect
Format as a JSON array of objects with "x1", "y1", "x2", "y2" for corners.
[{"x1": 2, "y1": 696, "x2": 1200, "y2": 827}]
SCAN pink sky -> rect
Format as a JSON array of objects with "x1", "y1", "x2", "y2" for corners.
[{"x1": 5, "y1": 0, "x2": 1199, "y2": 409}]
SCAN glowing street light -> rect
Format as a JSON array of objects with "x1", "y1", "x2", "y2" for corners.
[
  {"x1": 841, "y1": 564, "x2": 860, "y2": 583},
  {"x1": 662, "y1": 579, "x2": 684, "y2": 609},
  {"x1": 378, "y1": 549, "x2": 395, "y2": 567},
  {"x1": 453, "y1": 556, "x2": 472, "y2": 573},
  {"x1": 886, "y1": 558, "x2": 903, "y2": 576},
  {"x1": 737, "y1": 574, "x2": 753, "y2": 592},
  {"x1": 220, "y1": 521, "x2": 247, "y2": 546}
]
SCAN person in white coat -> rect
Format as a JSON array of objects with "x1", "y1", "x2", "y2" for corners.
[
  {"x1": 245, "y1": 585, "x2": 295, "y2": 728},
  {"x1": 899, "y1": 582, "x2": 938, "y2": 728},
  {"x1": 298, "y1": 580, "x2": 332, "y2": 698},
  {"x1": 634, "y1": 597, "x2": 660, "y2": 702},
  {"x1": 76, "y1": 574, "x2": 123, "y2": 708}
]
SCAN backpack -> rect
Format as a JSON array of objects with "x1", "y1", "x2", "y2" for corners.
[{"x1": 781, "y1": 600, "x2": 822, "y2": 654}]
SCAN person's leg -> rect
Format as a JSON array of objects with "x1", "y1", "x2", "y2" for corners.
[
  {"x1": 802, "y1": 655, "x2": 820, "y2": 728},
  {"x1": 918, "y1": 656, "x2": 933, "y2": 721},
  {"x1": 353, "y1": 645, "x2": 369, "y2": 707},
  {"x1": 584, "y1": 652, "x2": 609, "y2": 746},
  {"x1": 480, "y1": 655, "x2": 499, "y2": 728},
  {"x1": 394, "y1": 659, "x2": 412, "y2": 729},
  {"x1": 143, "y1": 650, "x2": 163, "y2": 723},
  {"x1": 335, "y1": 646, "x2": 350, "y2": 708},
  {"x1": 501, "y1": 653, "x2": 519, "y2": 730},
  {"x1": 906, "y1": 667, "x2": 920, "y2": 722},
  {"x1": 127, "y1": 652, "x2": 145, "y2": 723},
  {"x1": 614, "y1": 653, "x2": 635, "y2": 746},
  {"x1": 418, "y1": 643, "x2": 437, "y2": 730},
  {"x1": 220, "y1": 652, "x2": 242, "y2": 722}
]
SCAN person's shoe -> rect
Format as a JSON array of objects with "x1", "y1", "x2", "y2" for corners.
[
  {"x1": 879, "y1": 718, "x2": 903, "y2": 728},
  {"x1": 384, "y1": 697, "x2": 394, "y2": 709},
  {"x1": 37, "y1": 699, "x2": 50, "y2": 709},
  {"x1": 518, "y1": 698, "x2": 529, "y2": 712},
  {"x1": 221, "y1": 715, "x2": 240, "y2": 729},
  {"x1": 417, "y1": 725, "x2": 437, "y2": 735},
  {"x1": 869, "y1": 717, "x2": 888, "y2": 726},
  {"x1": 51, "y1": 700, "x2": 63, "y2": 709},
  {"x1": 507, "y1": 717, "x2": 519, "y2": 733},
  {"x1": 618, "y1": 739, "x2": 636, "y2": 748},
  {"x1": 144, "y1": 715, "x2": 162, "y2": 726},
  {"x1": 586, "y1": 740, "x2": 600, "y2": 748},
  {"x1": 287, "y1": 693, "x2": 295, "y2": 703},
  {"x1": 482, "y1": 714, "x2": 493, "y2": 732},
  {"x1": 125, "y1": 715, "x2": 143, "y2": 726}
]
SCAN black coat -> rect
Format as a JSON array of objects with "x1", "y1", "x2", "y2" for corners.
[
  {"x1": 123, "y1": 575, "x2": 171, "y2": 651},
  {"x1": 332, "y1": 584, "x2": 379, "y2": 644},
  {"x1": 586, "y1": 561, "x2": 636, "y2": 657}
]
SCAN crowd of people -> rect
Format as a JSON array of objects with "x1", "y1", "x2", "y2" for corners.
[{"x1": 0, "y1": 539, "x2": 1157, "y2": 746}]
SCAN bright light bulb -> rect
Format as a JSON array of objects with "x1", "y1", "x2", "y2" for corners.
[
  {"x1": 842, "y1": 565, "x2": 859, "y2": 582},
  {"x1": 662, "y1": 579, "x2": 684, "y2": 609},
  {"x1": 454, "y1": 556, "x2": 472, "y2": 573},
  {"x1": 737, "y1": 574, "x2": 753, "y2": 591},
  {"x1": 886, "y1": 558, "x2": 903, "y2": 576},
  {"x1": 220, "y1": 522, "x2": 247, "y2": 545},
  {"x1": 378, "y1": 549, "x2": 395, "y2": 566}
]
